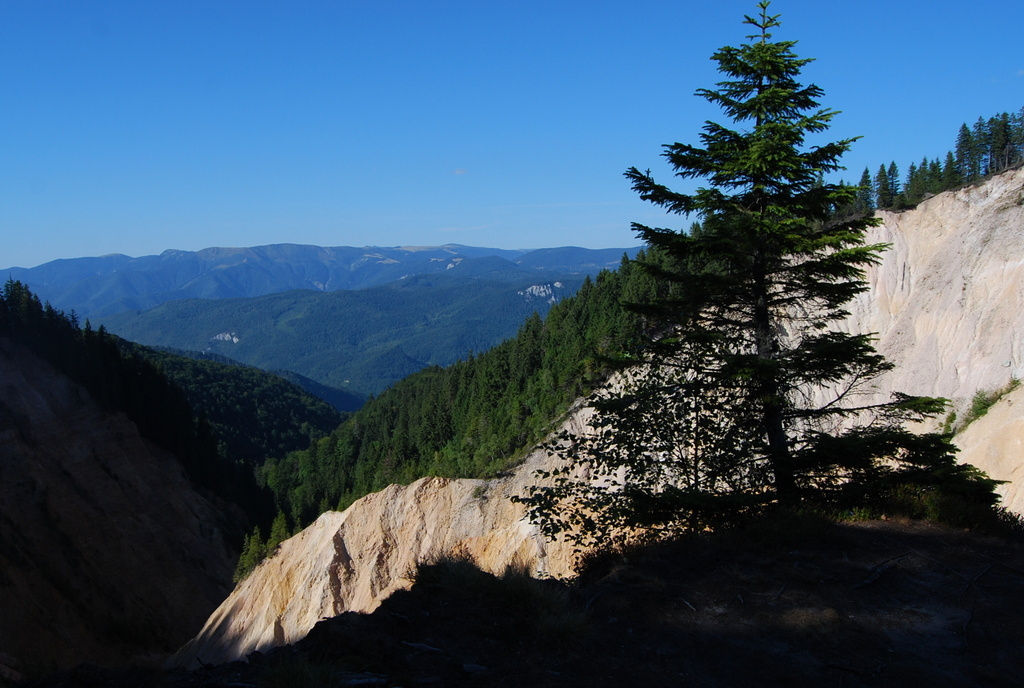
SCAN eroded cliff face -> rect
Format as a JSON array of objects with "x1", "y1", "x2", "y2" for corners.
[
  {"x1": 844, "y1": 167, "x2": 1024, "y2": 401},
  {"x1": 956, "y1": 383, "x2": 1024, "y2": 512},
  {"x1": 175, "y1": 167, "x2": 1024, "y2": 667},
  {"x1": 0, "y1": 339, "x2": 241, "y2": 672},
  {"x1": 171, "y1": 409, "x2": 590, "y2": 668},
  {"x1": 840, "y1": 166, "x2": 1024, "y2": 510}
]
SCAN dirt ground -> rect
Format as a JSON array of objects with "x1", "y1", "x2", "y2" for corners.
[{"x1": 19, "y1": 518, "x2": 1024, "y2": 687}]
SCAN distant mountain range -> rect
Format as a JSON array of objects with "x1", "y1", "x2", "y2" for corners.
[
  {"x1": 98, "y1": 269, "x2": 589, "y2": 396},
  {"x1": 4, "y1": 243, "x2": 640, "y2": 319}
]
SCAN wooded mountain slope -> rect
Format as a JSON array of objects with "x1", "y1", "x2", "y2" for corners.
[
  {"x1": 0, "y1": 338, "x2": 241, "y2": 672},
  {"x1": 175, "y1": 167, "x2": 1024, "y2": 666},
  {"x1": 0, "y1": 281, "x2": 363, "y2": 674},
  {"x1": 254, "y1": 255, "x2": 661, "y2": 527},
  {"x1": 98, "y1": 268, "x2": 589, "y2": 395},
  {"x1": 127, "y1": 345, "x2": 346, "y2": 463}
]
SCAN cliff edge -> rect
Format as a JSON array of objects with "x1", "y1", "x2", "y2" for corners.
[{"x1": 174, "y1": 167, "x2": 1024, "y2": 667}]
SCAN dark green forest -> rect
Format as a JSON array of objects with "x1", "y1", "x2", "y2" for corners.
[
  {"x1": 125, "y1": 346, "x2": 345, "y2": 467},
  {"x1": 239, "y1": 105, "x2": 1023, "y2": 576},
  {"x1": 0, "y1": 279, "x2": 263, "y2": 520},
  {"x1": 1, "y1": 279, "x2": 348, "y2": 535},
  {"x1": 845, "y1": 108, "x2": 1024, "y2": 214},
  {"x1": 256, "y1": 253, "x2": 671, "y2": 528}
]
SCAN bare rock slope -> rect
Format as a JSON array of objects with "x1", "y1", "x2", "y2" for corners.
[
  {"x1": 176, "y1": 167, "x2": 1024, "y2": 667},
  {"x1": 0, "y1": 339, "x2": 240, "y2": 672},
  {"x1": 845, "y1": 166, "x2": 1024, "y2": 403},
  {"x1": 843, "y1": 166, "x2": 1024, "y2": 511},
  {"x1": 172, "y1": 412, "x2": 587, "y2": 667}
]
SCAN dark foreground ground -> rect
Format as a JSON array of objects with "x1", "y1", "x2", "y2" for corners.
[{"x1": 17, "y1": 518, "x2": 1024, "y2": 687}]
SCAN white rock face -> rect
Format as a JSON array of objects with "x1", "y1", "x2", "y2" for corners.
[
  {"x1": 838, "y1": 167, "x2": 1024, "y2": 510},
  {"x1": 518, "y1": 283, "x2": 562, "y2": 303},
  {"x1": 175, "y1": 167, "x2": 1024, "y2": 667},
  {"x1": 171, "y1": 408, "x2": 591, "y2": 667},
  {"x1": 955, "y1": 383, "x2": 1024, "y2": 512},
  {"x1": 841, "y1": 167, "x2": 1024, "y2": 404}
]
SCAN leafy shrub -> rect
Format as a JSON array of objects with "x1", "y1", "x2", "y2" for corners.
[{"x1": 957, "y1": 378, "x2": 1020, "y2": 431}]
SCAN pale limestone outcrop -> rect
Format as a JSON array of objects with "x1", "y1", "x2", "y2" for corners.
[
  {"x1": 839, "y1": 166, "x2": 1024, "y2": 510},
  {"x1": 842, "y1": 167, "x2": 1024, "y2": 405},
  {"x1": 176, "y1": 167, "x2": 1024, "y2": 667},
  {"x1": 953, "y1": 383, "x2": 1024, "y2": 513},
  {"x1": 172, "y1": 409, "x2": 590, "y2": 668}
]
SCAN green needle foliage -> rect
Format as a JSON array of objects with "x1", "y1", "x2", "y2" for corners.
[
  {"x1": 257, "y1": 257, "x2": 658, "y2": 527},
  {"x1": 517, "y1": 3, "x2": 998, "y2": 550}
]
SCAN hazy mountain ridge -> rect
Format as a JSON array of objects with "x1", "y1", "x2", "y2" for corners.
[
  {"x1": 4, "y1": 244, "x2": 639, "y2": 319},
  {"x1": 98, "y1": 269, "x2": 588, "y2": 395}
]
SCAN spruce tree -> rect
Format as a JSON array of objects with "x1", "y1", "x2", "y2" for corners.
[
  {"x1": 856, "y1": 167, "x2": 874, "y2": 213},
  {"x1": 972, "y1": 117, "x2": 990, "y2": 176},
  {"x1": 886, "y1": 161, "x2": 902, "y2": 206},
  {"x1": 989, "y1": 113, "x2": 1012, "y2": 173},
  {"x1": 926, "y1": 157, "x2": 942, "y2": 194},
  {"x1": 904, "y1": 162, "x2": 921, "y2": 205},
  {"x1": 1012, "y1": 108, "x2": 1024, "y2": 166},
  {"x1": 956, "y1": 123, "x2": 979, "y2": 182},
  {"x1": 517, "y1": 2, "x2": 984, "y2": 549},
  {"x1": 874, "y1": 163, "x2": 892, "y2": 208},
  {"x1": 941, "y1": 150, "x2": 959, "y2": 189},
  {"x1": 232, "y1": 526, "x2": 266, "y2": 582}
]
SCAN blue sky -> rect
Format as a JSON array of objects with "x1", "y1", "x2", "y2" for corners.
[{"x1": 2, "y1": 0, "x2": 1021, "y2": 269}]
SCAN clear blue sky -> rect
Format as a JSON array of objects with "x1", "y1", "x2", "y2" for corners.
[{"x1": 2, "y1": 0, "x2": 1021, "y2": 269}]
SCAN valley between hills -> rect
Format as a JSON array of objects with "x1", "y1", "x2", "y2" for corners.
[{"x1": 3, "y1": 169, "x2": 1024, "y2": 686}]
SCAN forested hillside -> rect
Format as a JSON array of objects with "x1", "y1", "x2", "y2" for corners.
[
  {"x1": 99, "y1": 269, "x2": 589, "y2": 395},
  {"x1": 846, "y1": 106, "x2": 1023, "y2": 214},
  {"x1": 0, "y1": 279, "x2": 252, "y2": 508},
  {"x1": 0, "y1": 325, "x2": 243, "y2": 671},
  {"x1": 256, "y1": 253, "x2": 671, "y2": 527},
  {"x1": 1, "y1": 280, "x2": 348, "y2": 530},
  {"x1": 127, "y1": 346, "x2": 346, "y2": 465},
  {"x1": 144, "y1": 348, "x2": 364, "y2": 412}
]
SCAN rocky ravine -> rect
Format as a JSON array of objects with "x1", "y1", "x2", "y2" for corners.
[
  {"x1": 174, "y1": 167, "x2": 1024, "y2": 668},
  {"x1": 172, "y1": 410, "x2": 589, "y2": 668},
  {"x1": 0, "y1": 339, "x2": 242, "y2": 675}
]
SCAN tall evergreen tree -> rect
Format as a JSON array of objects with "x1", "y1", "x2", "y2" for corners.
[
  {"x1": 886, "y1": 161, "x2": 901, "y2": 205},
  {"x1": 926, "y1": 157, "x2": 943, "y2": 194},
  {"x1": 874, "y1": 163, "x2": 893, "y2": 208},
  {"x1": 941, "y1": 150, "x2": 960, "y2": 189},
  {"x1": 989, "y1": 113, "x2": 1012, "y2": 173},
  {"x1": 955, "y1": 123, "x2": 978, "y2": 182},
  {"x1": 517, "y1": 2, "x2": 983, "y2": 548},
  {"x1": 904, "y1": 162, "x2": 922, "y2": 205},
  {"x1": 1012, "y1": 108, "x2": 1024, "y2": 166},
  {"x1": 856, "y1": 167, "x2": 875, "y2": 213},
  {"x1": 972, "y1": 117, "x2": 990, "y2": 176}
]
